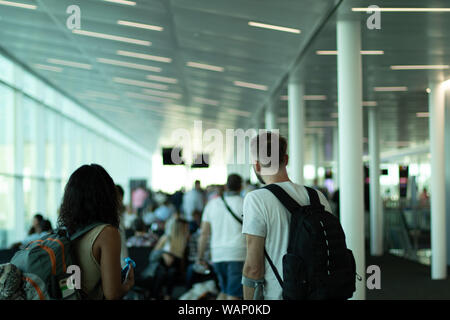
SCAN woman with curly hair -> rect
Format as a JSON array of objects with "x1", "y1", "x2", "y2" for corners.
[{"x1": 58, "y1": 164, "x2": 134, "y2": 300}]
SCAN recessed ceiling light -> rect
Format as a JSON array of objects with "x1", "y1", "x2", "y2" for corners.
[
  {"x1": 125, "y1": 92, "x2": 173, "y2": 103},
  {"x1": 233, "y1": 81, "x2": 268, "y2": 91},
  {"x1": 117, "y1": 20, "x2": 163, "y2": 31},
  {"x1": 90, "y1": 103, "x2": 133, "y2": 114},
  {"x1": 304, "y1": 95, "x2": 327, "y2": 101},
  {"x1": 363, "y1": 101, "x2": 378, "y2": 107},
  {"x1": 307, "y1": 121, "x2": 337, "y2": 127},
  {"x1": 316, "y1": 50, "x2": 384, "y2": 55},
  {"x1": 146, "y1": 75, "x2": 178, "y2": 84},
  {"x1": 248, "y1": 21, "x2": 301, "y2": 34},
  {"x1": 83, "y1": 90, "x2": 120, "y2": 100},
  {"x1": 186, "y1": 62, "x2": 224, "y2": 72},
  {"x1": 280, "y1": 95, "x2": 328, "y2": 101},
  {"x1": 352, "y1": 7, "x2": 450, "y2": 12},
  {"x1": 47, "y1": 58, "x2": 92, "y2": 70},
  {"x1": 228, "y1": 108, "x2": 251, "y2": 117},
  {"x1": 117, "y1": 50, "x2": 172, "y2": 63},
  {"x1": 103, "y1": 0, "x2": 136, "y2": 6},
  {"x1": 34, "y1": 64, "x2": 62, "y2": 72},
  {"x1": 96, "y1": 57, "x2": 161, "y2": 72},
  {"x1": 426, "y1": 88, "x2": 431, "y2": 93},
  {"x1": 390, "y1": 65, "x2": 449, "y2": 70},
  {"x1": 193, "y1": 97, "x2": 219, "y2": 106},
  {"x1": 113, "y1": 77, "x2": 168, "y2": 90},
  {"x1": 374, "y1": 86, "x2": 408, "y2": 92},
  {"x1": 416, "y1": 112, "x2": 430, "y2": 118},
  {"x1": 142, "y1": 89, "x2": 181, "y2": 99},
  {"x1": 0, "y1": 0, "x2": 36, "y2": 9},
  {"x1": 73, "y1": 30, "x2": 151, "y2": 46}
]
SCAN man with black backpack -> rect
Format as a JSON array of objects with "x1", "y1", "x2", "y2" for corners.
[{"x1": 242, "y1": 132, "x2": 356, "y2": 300}]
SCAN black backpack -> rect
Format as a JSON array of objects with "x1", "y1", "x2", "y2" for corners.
[{"x1": 262, "y1": 184, "x2": 357, "y2": 300}]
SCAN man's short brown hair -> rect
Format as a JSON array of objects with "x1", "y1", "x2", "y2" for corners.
[{"x1": 251, "y1": 131, "x2": 288, "y2": 168}]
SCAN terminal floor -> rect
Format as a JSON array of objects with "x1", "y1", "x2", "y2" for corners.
[{"x1": 366, "y1": 253, "x2": 450, "y2": 300}]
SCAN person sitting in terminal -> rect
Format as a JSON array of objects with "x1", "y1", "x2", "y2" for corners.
[
  {"x1": 27, "y1": 213, "x2": 44, "y2": 236},
  {"x1": 242, "y1": 132, "x2": 332, "y2": 300},
  {"x1": 149, "y1": 217, "x2": 190, "y2": 299},
  {"x1": 197, "y1": 174, "x2": 246, "y2": 300},
  {"x1": 20, "y1": 218, "x2": 53, "y2": 248},
  {"x1": 126, "y1": 218, "x2": 158, "y2": 248},
  {"x1": 58, "y1": 164, "x2": 134, "y2": 300}
]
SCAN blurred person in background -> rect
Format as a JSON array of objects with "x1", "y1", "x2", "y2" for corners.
[
  {"x1": 126, "y1": 218, "x2": 158, "y2": 248},
  {"x1": 116, "y1": 185, "x2": 129, "y2": 266},
  {"x1": 182, "y1": 180, "x2": 205, "y2": 222},
  {"x1": 197, "y1": 174, "x2": 246, "y2": 300},
  {"x1": 20, "y1": 219, "x2": 53, "y2": 248},
  {"x1": 27, "y1": 213, "x2": 44, "y2": 236}
]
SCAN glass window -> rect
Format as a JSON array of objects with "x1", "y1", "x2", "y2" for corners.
[
  {"x1": 23, "y1": 97, "x2": 37, "y2": 176},
  {"x1": 0, "y1": 84, "x2": 14, "y2": 174},
  {"x1": 23, "y1": 177, "x2": 37, "y2": 231},
  {"x1": 0, "y1": 55, "x2": 14, "y2": 84},
  {"x1": 0, "y1": 176, "x2": 14, "y2": 248}
]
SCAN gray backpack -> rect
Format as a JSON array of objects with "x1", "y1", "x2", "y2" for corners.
[{"x1": 9, "y1": 223, "x2": 103, "y2": 300}]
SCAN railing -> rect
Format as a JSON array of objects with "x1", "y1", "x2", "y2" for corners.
[{"x1": 383, "y1": 200, "x2": 431, "y2": 265}]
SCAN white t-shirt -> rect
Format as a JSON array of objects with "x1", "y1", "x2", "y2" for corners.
[
  {"x1": 202, "y1": 195, "x2": 247, "y2": 263},
  {"x1": 242, "y1": 181, "x2": 332, "y2": 300},
  {"x1": 182, "y1": 189, "x2": 204, "y2": 222}
]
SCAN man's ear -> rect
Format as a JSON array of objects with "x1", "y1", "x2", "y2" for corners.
[{"x1": 254, "y1": 161, "x2": 261, "y2": 173}]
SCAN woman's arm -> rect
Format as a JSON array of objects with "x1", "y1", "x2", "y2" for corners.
[
  {"x1": 154, "y1": 234, "x2": 168, "y2": 251},
  {"x1": 95, "y1": 226, "x2": 134, "y2": 300}
]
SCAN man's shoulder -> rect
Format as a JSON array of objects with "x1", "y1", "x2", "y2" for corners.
[{"x1": 244, "y1": 187, "x2": 272, "y2": 201}]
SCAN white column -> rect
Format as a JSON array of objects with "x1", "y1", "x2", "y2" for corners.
[
  {"x1": 313, "y1": 134, "x2": 320, "y2": 182},
  {"x1": 368, "y1": 108, "x2": 383, "y2": 256},
  {"x1": 288, "y1": 79, "x2": 305, "y2": 185},
  {"x1": 337, "y1": 17, "x2": 365, "y2": 299},
  {"x1": 265, "y1": 103, "x2": 277, "y2": 131},
  {"x1": 13, "y1": 91, "x2": 26, "y2": 242},
  {"x1": 445, "y1": 89, "x2": 450, "y2": 266},
  {"x1": 35, "y1": 104, "x2": 46, "y2": 215},
  {"x1": 333, "y1": 127, "x2": 340, "y2": 189},
  {"x1": 429, "y1": 81, "x2": 447, "y2": 279},
  {"x1": 54, "y1": 114, "x2": 63, "y2": 216}
]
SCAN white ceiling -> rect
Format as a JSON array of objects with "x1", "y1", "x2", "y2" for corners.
[{"x1": 0, "y1": 0, "x2": 448, "y2": 164}]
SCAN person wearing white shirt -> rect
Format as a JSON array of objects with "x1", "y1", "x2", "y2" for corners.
[
  {"x1": 197, "y1": 174, "x2": 246, "y2": 300},
  {"x1": 182, "y1": 180, "x2": 204, "y2": 222},
  {"x1": 242, "y1": 132, "x2": 332, "y2": 300}
]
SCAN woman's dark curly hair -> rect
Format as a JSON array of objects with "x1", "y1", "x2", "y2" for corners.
[{"x1": 58, "y1": 164, "x2": 119, "y2": 235}]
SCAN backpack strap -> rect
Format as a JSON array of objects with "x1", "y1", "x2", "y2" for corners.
[
  {"x1": 69, "y1": 223, "x2": 105, "y2": 241},
  {"x1": 221, "y1": 195, "x2": 243, "y2": 224},
  {"x1": 305, "y1": 186, "x2": 324, "y2": 210},
  {"x1": 263, "y1": 184, "x2": 302, "y2": 215}
]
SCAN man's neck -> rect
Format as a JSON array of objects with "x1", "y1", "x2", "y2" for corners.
[{"x1": 263, "y1": 170, "x2": 291, "y2": 185}]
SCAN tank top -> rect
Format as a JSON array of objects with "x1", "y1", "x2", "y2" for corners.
[{"x1": 73, "y1": 224, "x2": 110, "y2": 300}]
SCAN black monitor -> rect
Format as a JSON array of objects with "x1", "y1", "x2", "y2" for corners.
[
  {"x1": 191, "y1": 154, "x2": 209, "y2": 168},
  {"x1": 325, "y1": 168, "x2": 333, "y2": 179},
  {"x1": 162, "y1": 147, "x2": 184, "y2": 165}
]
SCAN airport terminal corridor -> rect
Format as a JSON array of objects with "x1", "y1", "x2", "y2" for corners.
[{"x1": 0, "y1": 0, "x2": 450, "y2": 303}]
